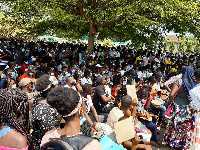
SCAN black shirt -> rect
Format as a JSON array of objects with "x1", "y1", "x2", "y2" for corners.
[{"x1": 93, "y1": 85, "x2": 105, "y2": 114}]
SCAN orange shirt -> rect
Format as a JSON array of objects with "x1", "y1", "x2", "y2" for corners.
[
  {"x1": 150, "y1": 88, "x2": 157, "y2": 100},
  {"x1": 111, "y1": 87, "x2": 120, "y2": 98},
  {"x1": 20, "y1": 73, "x2": 35, "y2": 81}
]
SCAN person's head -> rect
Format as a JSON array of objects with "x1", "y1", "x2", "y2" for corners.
[
  {"x1": 153, "y1": 71, "x2": 161, "y2": 82},
  {"x1": 96, "y1": 76, "x2": 103, "y2": 86},
  {"x1": 20, "y1": 78, "x2": 32, "y2": 91},
  {"x1": 80, "y1": 63, "x2": 86, "y2": 70},
  {"x1": 137, "y1": 87, "x2": 150, "y2": 100},
  {"x1": 148, "y1": 76, "x2": 156, "y2": 86},
  {"x1": 194, "y1": 68, "x2": 200, "y2": 84},
  {"x1": 35, "y1": 74, "x2": 54, "y2": 97},
  {"x1": 26, "y1": 65, "x2": 36, "y2": 76},
  {"x1": 120, "y1": 95, "x2": 133, "y2": 111},
  {"x1": 74, "y1": 73, "x2": 81, "y2": 83},
  {"x1": 82, "y1": 83, "x2": 92, "y2": 95},
  {"x1": 47, "y1": 87, "x2": 81, "y2": 123},
  {"x1": 66, "y1": 76, "x2": 76, "y2": 87},
  {"x1": 4, "y1": 68, "x2": 14, "y2": 78},
  {"x1": 114, "y1": 66, "x2": 121, "y2": 73},
  {"x1": 84, "y1": 68, "x2": 91, "y2": 78},
  {"x1": 62, "y1": 66, "x2": 68, "y2": 75},
  {"x1": 0, "y1": 88, "x2": 33, "y2": 148}
]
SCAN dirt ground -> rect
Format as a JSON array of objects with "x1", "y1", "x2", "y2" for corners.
[{"x1": 151, "y1": 126, "x2": 173, "y2": 150}]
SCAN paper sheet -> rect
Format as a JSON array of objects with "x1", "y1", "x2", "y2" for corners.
[
  {"x1": 114, "y1": 116, "x2": 136, "y2": 144},
  {"x1": 126, "y1": 85, "x2": 138, "y2": 100}
]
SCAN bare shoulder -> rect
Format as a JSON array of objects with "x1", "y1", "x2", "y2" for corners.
[
  {"x1": 0, "y1": 129, "x2": 28, "y2": 148},
  {"x1": 83, "y1": 139, "x2": 102, "y2": 150}
]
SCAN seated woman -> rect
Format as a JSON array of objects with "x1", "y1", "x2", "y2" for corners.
[
  {"x1": 136, "y1": 86, "x2": 162, "y2": 148},
  {"x1": 40, "y1": 86, "x2": 101, "y2": 149},
  {"x1": 0, "y1": 88, "x2": 34, "y2": 150}
]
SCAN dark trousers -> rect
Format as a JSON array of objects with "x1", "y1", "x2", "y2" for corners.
[{"x1": 138, "y1": 117, "x2": 158, "y2": 142}]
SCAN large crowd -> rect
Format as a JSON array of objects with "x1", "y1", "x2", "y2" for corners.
[{"x1": 0, "y1": 38, "x2": 200, "y2": 150}]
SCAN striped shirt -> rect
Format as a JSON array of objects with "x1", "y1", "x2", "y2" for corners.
[{"x1": 107, "y1": 107, "x2": 124, "y2": 129}]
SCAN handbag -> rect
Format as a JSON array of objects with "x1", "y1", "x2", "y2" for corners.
[{"x1": 165, "y1": 80, "x2": 182, "y2": 116}]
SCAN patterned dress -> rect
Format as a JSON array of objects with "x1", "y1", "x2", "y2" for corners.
[
  {"x1": 31, "y1": 101, "x2": 62, "y2": 150},
  {"x1": 163, "y1": 79, "x2": 194, "y2": 150}
]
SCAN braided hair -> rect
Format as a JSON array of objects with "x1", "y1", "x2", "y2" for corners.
[{"x1": 0, "y1": 88, "x2": 34, "y2": 149}]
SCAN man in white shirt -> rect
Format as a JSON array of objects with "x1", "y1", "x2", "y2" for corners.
[{"x1": 64, "y1": 76, "x2": 77, "y2": 91}]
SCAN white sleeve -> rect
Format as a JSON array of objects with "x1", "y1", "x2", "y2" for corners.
[{"x1": 87, "y1": 95, "x2": 93, "y2": 106}]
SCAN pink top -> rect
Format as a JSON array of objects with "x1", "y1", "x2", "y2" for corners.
[
  {"x1": 41, "y1": 129, "x2": 102, "y2": 150},
  {"x1": 0, "y1": 146, "x2": 28, "y2": 150}
]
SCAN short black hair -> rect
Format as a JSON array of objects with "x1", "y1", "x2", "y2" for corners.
[
  {"x1": 121, "y1": 95, "x2": 132, "y2": 110},
  {"x1": 137, "y1": 86, "x2": 150, "y2": 100},
  {"x1": 82, "y1": 83, "x2": 92, "y2": 91},
  {"x1": 194, "y1": 68, "x2": 200, "y2": 81},
  {"x1": 153, "y1": 71, "x2": 161, "y2": 80},
  {"x1": 47, "y1": 87, "x2": 80, "y2": 122},
  {"x1": 84, "y1": 69, "x2": 91, "y2": 77},
  {"x1": 35, "y1": 74, "x2": 51, "y2": 91},
  {"x1": 148, "y1": 76, "x2": 156, "y2": 83}
]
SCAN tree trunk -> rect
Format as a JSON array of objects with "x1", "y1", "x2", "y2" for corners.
[{"x1": 87, "y1": 26, "x2": 96, "y2": 54}]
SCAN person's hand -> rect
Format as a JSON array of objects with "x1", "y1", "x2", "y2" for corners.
[
  {"x1": 153, "y1": 115, "x2": 158, "y2": 120},
  {"x1": 132, "y1": 135, "x2": 140, "y2": 147},
  {"x1": 167, "y1": 101, "x2": 171, "y2": 106},
  {"x1": 146, "y1": 112, "x2": 150, "y2": 119},
  {"x1": 132, "y1": 98, "x2": 138, "y2": 106}
]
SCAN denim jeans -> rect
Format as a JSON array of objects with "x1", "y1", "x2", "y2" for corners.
[
  {"x1": 98, "y1": 114, "x2": 108, "y2": 123},
  {"x1": 138, "y1": 117, "x2": 158, "y2": 142},
  {"x1": 150, "y1": 102, "x2": 168, "y2": 124}
]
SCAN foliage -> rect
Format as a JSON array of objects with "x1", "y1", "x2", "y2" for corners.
[
  {"x1": 169, "y1": 41, "x2": 175, "y2": 52},
  {"x1": 178, "y1": 39, "x2": 185, "y2": 52},
  {"x1": 0, "y1": 0, "x2": 200, "y2": 52},
  {"x1": 0, "y1": 12, "x2": 35, "y2": 40},
  {"x1": 186, "y1": 40, "x2": 193, "y2": 53},
  {"x1": 194, "y1": 41, "x2": 200, "y2": 52},
  {"x1": 100, "y1": 38, "x2": 115, "y2": 47},
  {"x1": 163, "y1": 40, "x2": 168, "y2": 52}
]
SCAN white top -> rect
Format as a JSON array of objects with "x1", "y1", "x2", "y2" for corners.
[
  {"x1": 64, "y1": 84, "x2": 77, "y2": 91},
  {"x1": 104, "y1": 85, "x2": 112, "y2": 97},
  {"x1": 153, "y1": 82, "x2": 161, "y2": 91},
  {"x1": 81, "y1": 77, "x2": 92, "y2": 85},
  {"x1": 189, "y1": 84, "x2": 200, "y2": 111},
  {"x1": 83, "y1": 95, "x2": 93, "y2": 113}
]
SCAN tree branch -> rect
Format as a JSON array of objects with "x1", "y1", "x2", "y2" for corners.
[
  {"x1": 96, "y1": 17, "x2": 125, "y2": 27},
  {"x1": 78, "y1": 4, "x2": 90, "y2": 23}
]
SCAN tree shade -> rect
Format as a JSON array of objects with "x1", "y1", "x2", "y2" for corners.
[{"x1": 1, "y1": 0, "x2": 200, "y2": 53}]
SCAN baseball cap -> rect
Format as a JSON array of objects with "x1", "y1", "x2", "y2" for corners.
[{"x1": 20, "y1": 78, "x2": 31, "y2": 87}]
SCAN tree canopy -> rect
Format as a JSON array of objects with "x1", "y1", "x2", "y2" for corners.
[{"x1": 1, "y1": 0, "x2": 200, "y2": 52}]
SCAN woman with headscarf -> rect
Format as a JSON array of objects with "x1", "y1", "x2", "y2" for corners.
[
  {"x1": 31, "y1": 74, "x2": 61, "y2": 150},
  {"x1": 0, "y1": 88, "x2": 34, "y2": 150},
  {"x1": 163, "y1": 66, "x2": 196, "y2": 149}
]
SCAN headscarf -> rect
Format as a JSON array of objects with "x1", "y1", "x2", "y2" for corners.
[{"x1": 182, "y1": 66, "x2": 196, "y2": 97}]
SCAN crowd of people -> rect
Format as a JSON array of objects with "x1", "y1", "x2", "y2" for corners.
[{"x1": 0, "y1": 38, "x2": 200, "y2": 150}]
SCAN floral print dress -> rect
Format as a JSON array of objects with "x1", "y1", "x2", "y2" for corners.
[
  {"x1": 163, "y1": 79, "x2": 194, "y2": 150},
  {"x1": 31, "y1": 100, "x2": 62, "y2": 150}
]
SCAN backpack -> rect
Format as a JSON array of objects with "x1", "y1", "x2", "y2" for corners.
[{"x1": 41, "y1": 134, "x2": 95, "y2": 150}]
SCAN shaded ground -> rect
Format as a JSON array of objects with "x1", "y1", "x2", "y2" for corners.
[{"x1": 151, "y1": 126, "x2": 174, "y2": 150}]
